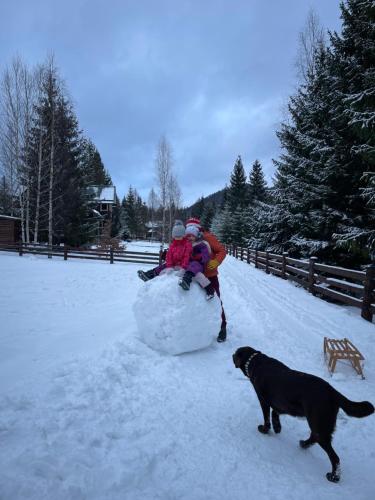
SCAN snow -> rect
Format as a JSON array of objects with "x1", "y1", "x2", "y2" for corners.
[
  {"x1": 134, "y1": 271, "x2": 222, "y2": 355},
  {"x1": 0, "y1": 243, "x2": 374, "y2": 500}
]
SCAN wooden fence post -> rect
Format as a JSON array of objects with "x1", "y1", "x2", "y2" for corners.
[
  {"x1": 282, "y1": 252, "x2": 288, "y2": 279},
  {"x1": 247, "y1": 248, "x2": 250, "y2": 264},
  {"x1": 158, "y1": 246, "x2": 163, "y2": 265},
  {"x1": 64, "y1": 244, "x2": 68, "y2": 261},
  {"x1": 308, "y1": 257, "x2": 318, "y2": 294},
  {"x1": 265, "y1": 251, "x2": 270, "y2": 274},
  {"x1": 110, "y1": 245, "x2": 114, "y2": 264},
  {"x1": 255, "y1": 249, "x2": 258, "y2": 268},
  {"x1": 362, "y1": 264, "x2": 375, "y2": 322},
  {"x1": 19, "y1": 242, "x2": 23, "y2": 256},
  {"x1": 235, "y1": 246, "x2": 238, "y2": 259},
  {"x1": 240, "y1": 247, "x2": 244, "y2": 261}
]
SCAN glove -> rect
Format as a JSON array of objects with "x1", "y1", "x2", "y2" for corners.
[{"x1": 207, "y1": 259, "x2": 219, "y2": 271}]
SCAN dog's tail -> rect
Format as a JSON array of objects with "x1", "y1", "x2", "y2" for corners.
[{"x1": 335, "y1": 391, "x2": 374, "y2": 418}]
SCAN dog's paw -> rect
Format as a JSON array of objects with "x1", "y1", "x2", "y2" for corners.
[
  {"x1": 326, "y1": 472, "x2": 340, "y2": 483},
  {"x1": 273, "y1": 423, "x2": 281, "y2": 434},
  {"x1": 258, "y1": 424, "x2": 270, "y2": 434}
]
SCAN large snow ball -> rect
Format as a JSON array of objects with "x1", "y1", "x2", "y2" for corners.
[{"x1": 133, "y1": 271, "x2": 222, "y2": 355}]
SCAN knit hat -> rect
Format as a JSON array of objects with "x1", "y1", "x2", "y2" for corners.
[
  {"x1": 185, "y1": 217, "x2": 201, "y2": 230},
  {"x1": 172, "y1": 220, "x2": 185, "y2": 238},
  {"x1": 185, "y1": 225, "x2": 200, "y2": 239}
]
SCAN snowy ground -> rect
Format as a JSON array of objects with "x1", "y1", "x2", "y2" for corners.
[{"x1": 0, "y1": 242, "x2": 374, "y2": 500}]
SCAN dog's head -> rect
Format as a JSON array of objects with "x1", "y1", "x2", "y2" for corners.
[{"x1": 233, "y1": 346, "x2": 258, "y2": 368}]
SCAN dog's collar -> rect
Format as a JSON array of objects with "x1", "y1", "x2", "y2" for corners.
[{"x1": 244, "y1": 352, "x2": 259, "y2": 378}]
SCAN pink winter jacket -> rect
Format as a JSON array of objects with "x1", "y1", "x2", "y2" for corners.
[{"x1": 166, "y1": 238, "x2": 192, "y2": 269}]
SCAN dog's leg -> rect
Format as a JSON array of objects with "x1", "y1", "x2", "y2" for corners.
[
  {"x1": 257, "y1": 395, "x2": 271, "y2": 434},
  {"x1": 317, "y1": 438, "x2": 341, "y2": 483},
  {"x1": 299, "y1": 433, "x2": 316, "y2": 449},
  {"x1": 271, "y1": 410, "x2": 281, "y2": 433}
]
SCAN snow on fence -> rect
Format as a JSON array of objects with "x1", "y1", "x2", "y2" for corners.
[
  {"x1": 0, "y1": 242, "x2": 162, "y2": 266},
  {"x1": 226, "y1": 244, "x2": 375, "y2": 324}
]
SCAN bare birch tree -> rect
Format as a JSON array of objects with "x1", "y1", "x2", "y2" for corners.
[
  {"x1": 296, "y1": 8, "x2": 325, "y2": 82},
  {"x1": 147, "y1": 187, "x2": 159, "y2": 239},
  {"x1": 45, "y1": 56, "x2": 58, "y2": 253},
  {"x1": 155, "y1": 135, "x2": 172, "y2": 244},
  {"x1": 0, "y1": 57, "x2": 22, "y2": 218},
  {"x1": 32, "y1": 64, "x2": 47, "y2": 243},
  {"x1": 167, "y1": 173, "x2": 182, "y2": 241},
  {"x1": 0, "y1": 56, "x2": 36, "y2": 244}
]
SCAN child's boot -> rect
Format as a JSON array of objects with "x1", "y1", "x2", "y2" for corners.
[
  {"x1": 138, "y1": 269, "x2": 156, "y2": 282},
  {"x1": 204, "y1": 283, "x2": 215, "y2": 300},
  {"x1": 179, "y1": 271, "x2": 194, "y2": 290},
  {"x1": 217, "y1": 324, "x2": 227, "y2": 343}
]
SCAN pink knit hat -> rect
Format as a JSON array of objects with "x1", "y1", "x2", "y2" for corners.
[{"x1": 185, "y1": 217, "x2": 201, "y2": 229}]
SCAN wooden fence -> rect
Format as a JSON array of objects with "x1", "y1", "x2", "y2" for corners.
[
  {"x1": 0, "y1": 242, "x2": 162, "y2": 266},
  {"x1": 226, "y1": 244, "x2": 375, "y2": 324}
]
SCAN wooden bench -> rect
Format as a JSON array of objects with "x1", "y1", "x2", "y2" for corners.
[{"x1": 324, "y1": 337, "x2": 365, "y2": 379}]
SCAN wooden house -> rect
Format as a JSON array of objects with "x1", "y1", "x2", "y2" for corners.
[{"x1": 0, "y1": 215, "x2": 21, "y2": 244}]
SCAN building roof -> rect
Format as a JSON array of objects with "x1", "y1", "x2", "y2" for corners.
[
  {"x1": 0, "y1": 214, "x2": 21, "y2": 220},
  {"x1": 89, "y1": 186, "x2": 116, "y2": 203}
]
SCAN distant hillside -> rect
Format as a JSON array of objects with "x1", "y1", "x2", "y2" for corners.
[{"x1": 184, "y1": 187, "x2": 226, "y2": 216}]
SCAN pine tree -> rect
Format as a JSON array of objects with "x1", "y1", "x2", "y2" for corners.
[
  {"x1": 248, "y1": 160, "x2": 268, "y2": 203},
  {"x1": 329, "y1": 0, "x2": 375, "y2": 261},
  {"x1": 81, "y1": 138, "x2": 112, "y2": 186},
  {"x1": 266, "y1": 44, "x2": 341, "y2": 256},
  {"x1": 192, "y1": 196, "x2": 205, "y2": 218},
  {"x1": 26, "y1": 66, "x2": 92, "y2": 246},
  {"x1": 211, "y1": 202, "x2": 233, "y2": 243},
  {"x1": 200, "y1": 203, "x2": 215, "y2": 230},
  {"x1": 229, "y1": 156, "x2": 248, "y2": 209}
]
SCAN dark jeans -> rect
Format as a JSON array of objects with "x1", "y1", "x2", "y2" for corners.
[{"x1": 208, "y1": 275, "x2": 227, "y2": 328}]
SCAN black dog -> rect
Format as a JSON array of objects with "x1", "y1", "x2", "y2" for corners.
[{"x1": 233, "y1": 346, "x2": 374, "y2": 482}]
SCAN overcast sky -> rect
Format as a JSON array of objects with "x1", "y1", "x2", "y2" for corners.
[{"x1": 0, "y1": 0, "x2": 343, "y2": 206}]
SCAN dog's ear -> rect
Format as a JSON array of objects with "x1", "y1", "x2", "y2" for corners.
[{"x1": 233, "y1": 350, "x2": 243, "y2": 368}]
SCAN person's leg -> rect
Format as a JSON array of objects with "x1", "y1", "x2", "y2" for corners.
[
  {"x1": 194, "y1": 272, "x2": 215, "y2": 299},
  {"x1": 209, "y1": 276, "x2": 227, "y2": 341},
  {"x1": 179, "y1": 262, "x2": 202, "y2": 290},
  {"x1": 194, "y1": 272, "x2": 211, "y2": 288},
  {"x1": 138, "y1": 263, "x2": 165, "y2": 281}
]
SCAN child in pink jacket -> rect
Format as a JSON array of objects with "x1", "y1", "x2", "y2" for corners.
[{"x1": 137, "y1": 221, "x2": 192, "y2": 281}]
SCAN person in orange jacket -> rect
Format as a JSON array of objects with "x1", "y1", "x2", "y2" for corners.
[{"x1": 185, "y1": 217, "x2": 227, "y2": 342}]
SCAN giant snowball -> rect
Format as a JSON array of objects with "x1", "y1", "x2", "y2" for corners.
[{"x1": 133, "y1": 271, "x2": 222, "y2": 355}]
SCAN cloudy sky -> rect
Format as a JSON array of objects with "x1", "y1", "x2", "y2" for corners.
[{"x1": 0, "y1": 0, "x2": 342, "y2": 206}]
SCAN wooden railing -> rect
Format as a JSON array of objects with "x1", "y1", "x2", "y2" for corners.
[
  {"x1": 0, "y1": 242, "x2": 162, "y2": 266},
  {"x1": 226, "y1": 244, "x2": 375, "y2": 323}
]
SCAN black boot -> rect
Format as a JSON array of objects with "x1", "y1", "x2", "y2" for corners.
[
  {"x1": 204, "y1": 283, "x2": 215, "y2": 300},
  {"x1": 138, "y1": 269, "x2": 156, "y2": 282},
  {"x1": 179, "y1": 271, "x2": 194, "y2": 290},
  {"x1": 217, "y1": 324, "x2": 227, "y2": 343}
]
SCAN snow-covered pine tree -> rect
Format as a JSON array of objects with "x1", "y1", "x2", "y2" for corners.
[
  {"x1": 210, "y1": 202, "x2": 233, "y2": 243},
  {"x1": 80, "y1": 138, "x2": 112, "y2": 186},
  {"x1": 226, "y1": 156, "x2": 248, "y2": 245},
  {"x1": 229, "y1": 156, "x2": 248, "y2": 210},
  {"x1": 267, "y1": 44, "x2": 341, "y2": 257},
  {"x1": 329, "y1": 0, "x2": 375, "y2": 262},
  {"x1": 248, "y1": 160, "x2": 268, "y2": 203},
  {"x1": 25, "y1": 62, "x2": 92, "y2": 246},
  {"x1": 200, "y1": 203, "x2": 215, "y2": 230}
]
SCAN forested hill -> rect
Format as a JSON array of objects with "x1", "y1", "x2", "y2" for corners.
[{"x1": 185, "y1": 187, "x2": 226, "y2": 216}]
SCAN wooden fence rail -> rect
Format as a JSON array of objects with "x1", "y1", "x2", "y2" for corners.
[
  {"x1": 0, "y1": 242, "x2": 162, "y2": 266},
  {"x1": 226, "y1": 244, "x2": 375, "y2": 323}
]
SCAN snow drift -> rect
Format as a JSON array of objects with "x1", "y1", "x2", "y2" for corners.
[{"x1": 133, "y1": 271, "x2": 222, "y2": 355}]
